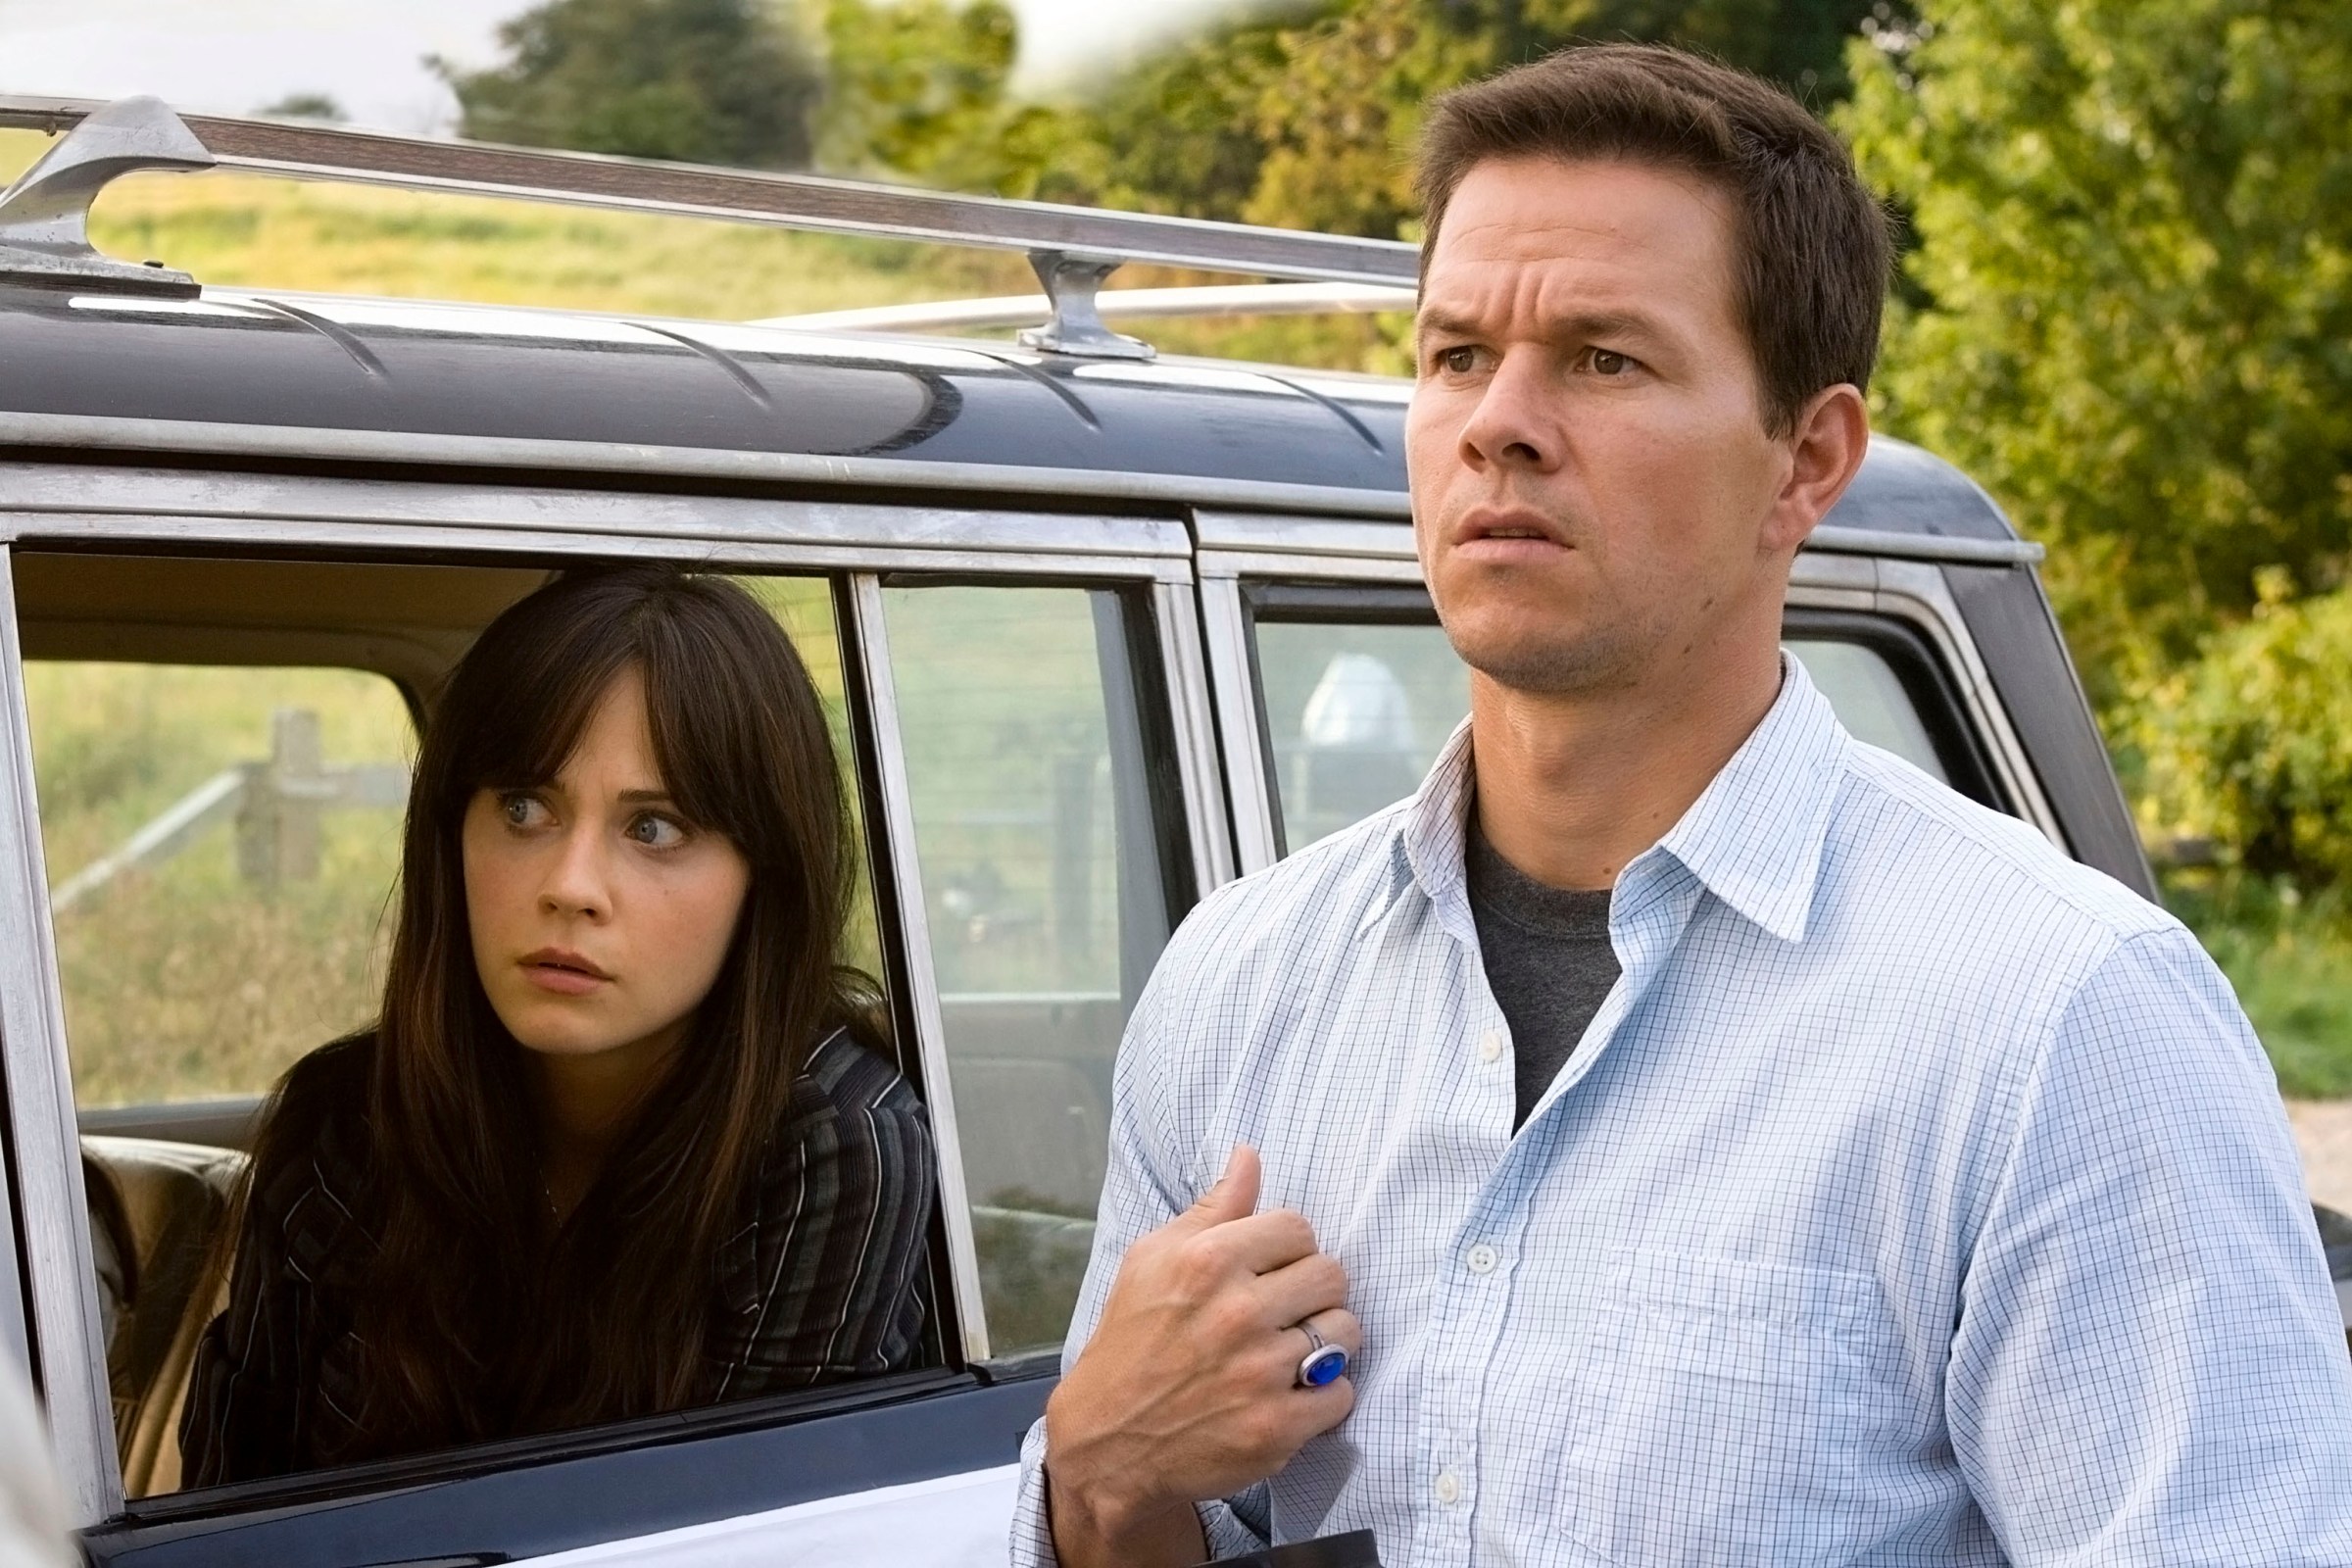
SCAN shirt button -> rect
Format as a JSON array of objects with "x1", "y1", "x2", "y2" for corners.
[
  {"x1": 1466, "y1": 1244, "x2": 1497, "y2": 1275},
  {"x1": 1434, "y1": 1468, "x2": 1462, "y2": 1505},
  {"x1": 1477, "y1": 1030, "x2": 1503, "y2": 1062}
]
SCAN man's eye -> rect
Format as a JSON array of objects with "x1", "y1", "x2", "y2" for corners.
[
  {"x1": 626, "y1": 812, "x2": 685, "y2": 849},
  {"x1": 500, "y1": 792, "x2": 549, "y2": 828},
  {"x1": 1591, "y1": 349, "x2": 1634, "y2": 376},
  {"x1": 1437, "y1": 345, "x2": 1480, "y2": 374}
]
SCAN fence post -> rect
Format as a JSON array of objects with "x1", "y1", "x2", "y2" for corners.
[{"x1": 236, "y1": 707, "x2": 323, "y2": 887}]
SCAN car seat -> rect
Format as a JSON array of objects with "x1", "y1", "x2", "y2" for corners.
[{"x1": 80, "y1": 1136, "x2": 245, "y2": 1497}]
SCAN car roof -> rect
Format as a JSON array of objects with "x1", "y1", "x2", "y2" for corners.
[{"x1": 0, "y1": 283, "x2": 2017, "y2": 544}]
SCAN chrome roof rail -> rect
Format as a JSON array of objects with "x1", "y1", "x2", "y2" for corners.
[
  {"x1": 760, "y1": 279, "x2": 1418, "y2": 336},
  {"x1": 0, "y1": 95, "x2": 1418, "y2": 354},
  {"x1": 0, "y1": 97, "x2": 214, "y2": 297}
]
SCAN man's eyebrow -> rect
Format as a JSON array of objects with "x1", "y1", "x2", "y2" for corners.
[
  {"x1": 1415, "y1": 305, "x2": 1671, "y2": 348},
  {"x1": 1415, "y1": 306, "x2": 1485, "y2": 344}
]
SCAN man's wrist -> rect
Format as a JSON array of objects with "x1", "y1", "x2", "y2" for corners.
[
  {"x1": 1046, "y1": 1469, "x2": 1200, "y2": 1564},
  {"x1": 1042, "y1": 1400, "x2": 1204, "y2": 1568}
]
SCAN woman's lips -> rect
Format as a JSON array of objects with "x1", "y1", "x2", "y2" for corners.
[{"x1": 519, "y1": 949, "x2": 612, "y2": 996}]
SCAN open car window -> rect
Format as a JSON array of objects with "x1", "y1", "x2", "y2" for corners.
[
  {"x1": 28, "y1": 664, "x2": 413, "y2": 1119},
  {"x1": 12, "y1": 555, "x2": 922, "y2": 1505}
]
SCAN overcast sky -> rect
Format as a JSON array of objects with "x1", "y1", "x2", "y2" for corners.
[{"x1": 0, "y1": 0, "x2": 1245, "y2": 133}]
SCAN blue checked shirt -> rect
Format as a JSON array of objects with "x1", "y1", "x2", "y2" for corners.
[{"x1": 1011, "y1": 658, "x2": 2352, "y2": 1566}]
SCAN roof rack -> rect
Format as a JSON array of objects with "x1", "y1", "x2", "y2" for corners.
[
  {"x1": 0, "y1": 95, "x2": 1419, "y2": 357},
  {"x1": 760, "y1": 279, "x2": 1418, "y2": 336}
]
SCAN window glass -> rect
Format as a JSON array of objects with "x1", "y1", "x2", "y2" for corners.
[
  {"x1": 1254, "y1": 619, "x2": 1471, "y2": 854},
  {"x1": 25, "y1": 663, "x2": 413, "y2": 1109},
  {"x1": 1249, "y1": 611, "x2": 1959, "y2": 851},
  {"x1": 882, "y1": 585, "x2": 1176, "y2": 1356},
  {"x1": 1785, "y1": 639, "x2": 1947, "y2": 782},
  {"x1": 730, "y1": 575, "x2": 886, "y2": 978}
]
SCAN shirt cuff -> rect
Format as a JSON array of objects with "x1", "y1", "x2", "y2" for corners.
[
  {"x1": 1010, "y1": 1416, "x2": 1272, "y2": 1565},
  {"x1": 1010, "y1": 1417, "x2": 1058, "y2": 1568}
]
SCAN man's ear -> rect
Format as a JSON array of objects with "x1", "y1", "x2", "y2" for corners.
[{"x1": 1761, "y1": 383, "x2": 1870, "y2": 556}]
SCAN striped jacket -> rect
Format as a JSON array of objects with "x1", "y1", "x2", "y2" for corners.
[{"x1": 179, "y1": 1026, "x2": 933, "y2": 1486}]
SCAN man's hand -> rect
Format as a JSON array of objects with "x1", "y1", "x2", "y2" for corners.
[{"x1": 1044, "y1": 1146, "x2": 1359, "y2": 1568}]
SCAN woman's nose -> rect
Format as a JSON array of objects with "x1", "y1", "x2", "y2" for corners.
[{"x1": 537, "y1": 827, "x2": 612, "y2": 919}]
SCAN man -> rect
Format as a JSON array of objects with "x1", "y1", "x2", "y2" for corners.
[{"x1": 1013, "y1": 42, "x2": 2352, "y2": 1567}]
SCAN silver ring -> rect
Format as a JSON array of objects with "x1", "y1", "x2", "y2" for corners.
[{"x1": 1294, "y1": 1322, "x2": 1349, "y2": 1389}]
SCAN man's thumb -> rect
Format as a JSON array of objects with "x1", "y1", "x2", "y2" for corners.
[{"x1": 1183, "y1": 1145, "x2": 1260, "y2": 1230}]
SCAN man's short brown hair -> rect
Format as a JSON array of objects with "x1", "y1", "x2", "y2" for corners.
[{"x1": 1416, "y1": 43, "x2": 1891, "y2": 437}]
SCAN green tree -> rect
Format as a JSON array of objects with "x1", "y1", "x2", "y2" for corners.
[
  {"x1": 1067, "y1": 5, "x2": 1327, "y2": 221},
  {"x1": 436, "y1": 0, "x2": 823, "y2": 169},
  {"x1": 1155, "y1": 0, "x2": 1905, "y2": 238},
  {"x1": 819, "y1": 0, "x2": 1082, "y2": 196},
  {"x1": 2141, "y1": 572, "x2": 2352, "y2": 886},
  {"x1": 1838, "y1": 0, "x2": 2352, "y2": 700}
]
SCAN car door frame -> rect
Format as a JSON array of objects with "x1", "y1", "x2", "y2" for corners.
[{"x1": 0, "y1": 454, "x2": 1229, "y2": 1559}]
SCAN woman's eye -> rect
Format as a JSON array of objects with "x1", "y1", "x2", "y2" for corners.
[
  {"x1": 1591, "y1": 349, "x2": 1634, "y2": 376},
  {"x1": 500, "y1": 792, "x2": 550, "y2": 829},
  {"x1": 626, "y1": 813, "x2": 685, "y2": 849}
]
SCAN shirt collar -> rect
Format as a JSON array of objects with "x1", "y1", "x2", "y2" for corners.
[{"x1": 1399, "y1": 655, "x2": 1849, "y2": 944}]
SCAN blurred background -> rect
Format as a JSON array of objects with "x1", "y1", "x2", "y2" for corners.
[{"x1": 2, "y1": 0, "x2": 2348, "y2": 1147}]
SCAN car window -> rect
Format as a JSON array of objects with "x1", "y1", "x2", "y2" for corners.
[
  {"x1": 1254, "y1": 618, "x2": 1472, "y2": 855},
  {"x1": 1249, "y1": 607, "x2": 1960, "y2": 852},
  {"x1": 24, "y1": 663, "x2": 414, "y2": 1110},
  {"x1": 880, "y1": 584, "x2": 1182, "y2": 1357},
  {"x1": 1784, "y1": 639, "x2": 1947, "y2": 782},
  {"x1": 18, "y1": 562, "x2": 914, "y2": 1502}
]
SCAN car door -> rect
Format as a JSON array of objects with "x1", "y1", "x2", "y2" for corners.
[{"x1": 0, "y1": 457, "x2": 1221, "y2": 1565}]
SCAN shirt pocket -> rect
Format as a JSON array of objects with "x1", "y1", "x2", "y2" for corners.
[{"x1": 1555, "y1": 1248, "x2": 1913, "y2": 1566}]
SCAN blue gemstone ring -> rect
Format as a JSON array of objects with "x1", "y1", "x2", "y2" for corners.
[{"x1": 1295, "y1": 1324, "x2": 1350, "y2": 1389}]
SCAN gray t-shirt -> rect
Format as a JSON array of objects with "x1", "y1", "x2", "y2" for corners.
[{"x1": 1464, "y1": 815, "x2": 1622, "y2": 1127}]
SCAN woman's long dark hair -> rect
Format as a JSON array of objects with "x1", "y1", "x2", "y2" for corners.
[{"x1": 269, "y1": 566, "x2": 875, "y2": 1458}]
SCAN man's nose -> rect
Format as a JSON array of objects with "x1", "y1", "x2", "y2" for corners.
[
  {"x1": 1457, "y1": 353, "x2": 1560, "y2": 472},
  {"x1": 539, "y1": 825, "x2": 612, "y2": 920}
]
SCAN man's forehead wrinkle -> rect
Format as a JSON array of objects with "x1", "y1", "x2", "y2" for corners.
[{"x1": 1425, "y1": 255, "x2": 1680, "y2": 338}]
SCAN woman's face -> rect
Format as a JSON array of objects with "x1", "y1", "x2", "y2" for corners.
[{"x1": 462, "y1": 668, "x2": 752, "y2": 1068}]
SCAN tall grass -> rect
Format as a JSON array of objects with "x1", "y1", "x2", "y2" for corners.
[{"x1": 26, "y1": 664, "x2": 413, "y2": 1107}]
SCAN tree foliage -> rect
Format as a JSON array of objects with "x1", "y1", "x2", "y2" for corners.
[
  {"x1": 1839, "y1": 0, "x2": 2352, "y2": 697},
  {"x1": 1061, "y1": 0, "x2": 1903, "y2": 239},
  {"x1": 437, "y1": 0, "x2": 823, "y2": 169},
  {"x1": 2141, "y1": 575, "x2": 2352, "y2": 887}
]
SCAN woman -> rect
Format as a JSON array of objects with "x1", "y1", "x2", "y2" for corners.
[{"x1": 180, "y1": 567, "x2": 934, "y2": 1485}]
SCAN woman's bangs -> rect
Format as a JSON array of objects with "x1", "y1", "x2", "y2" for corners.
[
  {"x1": 456, "y1": 639, "x2": 635, "y2": 798},
  {"x1": 635, "y1": 638, "x2": 755, "y2": 845}
]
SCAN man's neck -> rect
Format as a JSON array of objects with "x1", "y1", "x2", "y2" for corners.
[{"x1": 1468, "y1": 646, "x2": 1786, "y2": 892}]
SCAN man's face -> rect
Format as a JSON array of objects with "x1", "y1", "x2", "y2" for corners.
[{"x1": 1406, "y1": 157, "x2": 1799, "y2": 696}]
